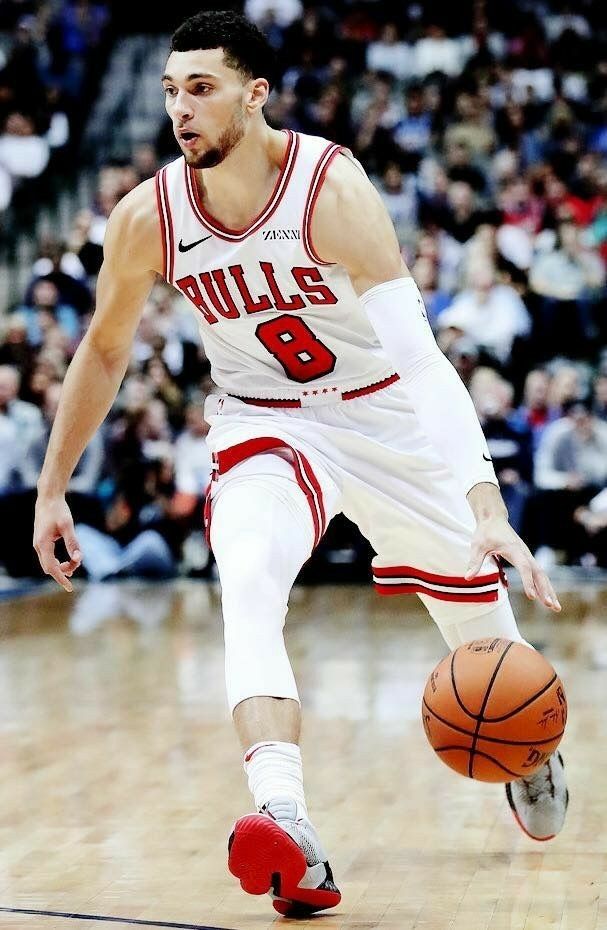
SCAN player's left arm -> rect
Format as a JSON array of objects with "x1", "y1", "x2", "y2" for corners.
[{"x1": 311, "y1": 153, "x2": 560, "y2": 611}]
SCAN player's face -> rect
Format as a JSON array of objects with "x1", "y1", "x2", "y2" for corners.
[{"x1": 162, "y1": 48, "x2": 248, "y2": 169}]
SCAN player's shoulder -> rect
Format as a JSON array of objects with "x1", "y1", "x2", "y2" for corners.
[
  {"x1": 107, "y1": 177, "x2": 158, "y2": 234},
  {"x1": 104, "y1": 177, "x2": 163, "y2": 271},
  {"x1": 319, "y1": 146, "x2": 373, "y2": 206}
]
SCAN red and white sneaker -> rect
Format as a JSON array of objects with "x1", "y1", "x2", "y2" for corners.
[
  {"x1": 506, "y1": 752, "x2": 569, "y2": 841},
  {"x1": 228, "y1": 796, "x2": 341, "y2": 917}
]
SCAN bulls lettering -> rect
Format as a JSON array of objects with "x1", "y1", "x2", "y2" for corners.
[{"x1": 176, "y1": 262, "x2": 338, "y2": 323}]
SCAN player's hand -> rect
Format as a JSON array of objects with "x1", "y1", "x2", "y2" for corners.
[
  {"x1": 33, "y1": 495, "x2": 82, "y2": 593},
  {"x1": 465, "y1": 515, "x2": 561, "y2": 613}
]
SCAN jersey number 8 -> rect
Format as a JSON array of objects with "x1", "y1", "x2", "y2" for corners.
[{"x1": 255, "y1": 315, "x2": 337, "y2": 383}]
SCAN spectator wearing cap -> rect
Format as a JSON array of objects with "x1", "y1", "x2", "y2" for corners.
[{"x1": 534, "y1": 397, "x2": 607, "y2": 565}]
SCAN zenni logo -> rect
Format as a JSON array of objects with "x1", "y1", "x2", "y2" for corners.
[{"x1": 262, "y1": 229, "x2": 301, "y2": 240}]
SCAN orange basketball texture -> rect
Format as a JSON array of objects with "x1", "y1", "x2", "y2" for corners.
[{"x1": 422, "y1": 638, "x2": 567, "y2": 782}]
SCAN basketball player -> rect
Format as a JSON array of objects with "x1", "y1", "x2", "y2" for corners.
[{"x1": 33, "y1": 11, "x2": 569, "y2": 917}]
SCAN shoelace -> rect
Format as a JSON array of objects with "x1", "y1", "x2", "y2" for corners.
[{"x1": 521, "y1": 761, "x2": 554, "y2": 804}]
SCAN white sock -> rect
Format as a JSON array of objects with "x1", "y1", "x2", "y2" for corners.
[{"x1": 243, "y1": 741, "x2": 308, "y2": 817}]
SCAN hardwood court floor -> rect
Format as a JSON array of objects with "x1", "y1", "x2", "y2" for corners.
[{"x1": 0, "y1": 579, "x2": 606, "y2": 930}]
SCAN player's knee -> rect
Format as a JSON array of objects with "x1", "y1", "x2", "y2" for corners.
[{"x1": 218, "y1": 536, "x2": 290, "y2": 630}]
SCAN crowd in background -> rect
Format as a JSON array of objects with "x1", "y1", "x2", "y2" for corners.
[{"x1": 1, "y1": 0, "x2": 607, "y2": 580}]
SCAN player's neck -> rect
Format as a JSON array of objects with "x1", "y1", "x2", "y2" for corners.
[{"x1": 193, "y1": 123, "x2": 286, "y2": 231}]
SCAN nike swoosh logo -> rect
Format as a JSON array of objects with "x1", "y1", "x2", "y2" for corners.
[
  {"x1": 483, "y1": 454, "x2": 493, "y2": 462},
  {"x1": 178, "y1": 235, "x2": 212, "y2": 252}
]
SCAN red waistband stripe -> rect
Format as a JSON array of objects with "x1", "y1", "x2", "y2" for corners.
[
  {"x1": 232, "y1": 372, "x2": 399, "y2": 408},
  {"x1": 373, "y1": 565, "x2": 500, "y2": 602}
]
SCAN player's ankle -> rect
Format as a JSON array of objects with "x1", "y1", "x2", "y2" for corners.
[{"x1": 243, "y1": 740, "x2": 308, "y2": 816}]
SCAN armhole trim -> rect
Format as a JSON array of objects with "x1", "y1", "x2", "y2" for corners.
[
  {"x1": 302, "y1": 143, "x2": 342, "y2": 266},
  {"x1": 155, "y1": 166, "x2": 174, "y2": 283}
]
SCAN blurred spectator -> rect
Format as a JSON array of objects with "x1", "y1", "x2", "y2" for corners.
[
  {"x1": 437, "y1": 261, "x2": 531, "y2": 366},
  {"x1": 0, "y1": 111, "x2": 49, "y2": 184},
  {"x1": 445, "y1": 336, "x2": 479, "y2": 388},
  {"x1": 393, "y1": 84, "x2": 432, "y2": 168},
  {"x1": 74, "y1": 463, "x2": 178, "y2": 581},
  {"x1": 530, "y1": 220, "x2": 605, "y2": 356},
  {"x1": 21, "y1": 379, "x2": 104, "y2": 493},
  {"x1": 534, "y1": 398, "x2": 607, "y2": 564},
  {"x1": 593, "y1": 374, "x2": 607, "y2": 421},
  {"x1": 0, "y1": 364, "x2": 43, "y2": 460},
  {"x1": 14, "y1": 278, "x2": 80, "y2": 348},
  {"x1": 0, "y1": 409, "x2": 20, "y2": 493},
  {"x1": 512, "y1": 369, "x2": 559, "y2": 451},
  {"x1": 413, "y1": 24, "x2": 463, "y2": 79},
  {"x1": 173, "y1": 394, "x2": 212, "y2": 519},
  {"x1": 411, "y1": 255, "x2": 450, "y2": 327},
  {"x1": 376, "y1": 161, "x2": 417, "y2": 246},
  {"x1": 366, "y1": 23, "x2": 412, "y2": 82},
  {"x1": 470, "y1": 369, "x2": 533, "y2": 534}
]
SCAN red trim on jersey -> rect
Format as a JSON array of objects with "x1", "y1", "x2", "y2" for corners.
[
  {"x1": 374, "y1": 584, "x2": 499, "y2": 602},
  {"x1": 205, "y1": 436, "x2": 326, "y2": 550},
  {"x1": 373, "y1": 565, "x2": 500, "y2": 586},
  {"x1": 373, "y1": 564, "x2": 500, "y2": 602},
  {"x1": 161, "y1": 166, "x2": 175, "y2": 282},
  {"x1": 231, "y1": 372, "x2": 400, "y2": 408},
  {"x1": 184, "y1": 130, "x2": 299, "y2": 242},
  {"x1": 341, "y1": 372, "x2": 400, "y2": 400},
  {"x1": 302, "y1": 143, "x2": 343, "y2": 266},
  {"x1": 154, "y1": 168, "x2": 168, "y2": 281}
]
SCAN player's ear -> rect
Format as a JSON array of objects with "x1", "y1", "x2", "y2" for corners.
[{"x1": 246, "y1": 78, "x2": 269, "y2": 113}]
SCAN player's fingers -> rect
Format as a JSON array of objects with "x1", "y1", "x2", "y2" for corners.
[
  {"x1": 58, "y1": 522, "x2": 82, "y2": 565},
  {"x1": 531, "y1": 562, "x2": 561, "y2": 612},
  {"x1": 506, "y1": 547, "x2": 537, "y2": 600},
  {"x1": 35, "y1": 538, "x2": 73, "y2": 592},
  {"x1": 465, "y1": 543, "x2": 487, "y2": 579},
  {"x1": 43, "y1": 557, "x2": 73, "y2": 592},
  {"x1": 59, "y1": 559, "x2": 80, "y2": 578}
]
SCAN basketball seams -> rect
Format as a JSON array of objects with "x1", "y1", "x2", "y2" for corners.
[
  {"x1": 422, "y1": 697, "x2": 564, "y2": 747},
  {"x1": 435, "y1": 747, "x2": 523, "y2": 779},
  {"x1": 449, "y1": 651, "x2": 482, "y2": 721},
  {"x1": 467, "y1": 642, "x2": 514, "y2": 777},
  {"x1": 481, "y1": 672, "x2": 558, "y2": 722}
]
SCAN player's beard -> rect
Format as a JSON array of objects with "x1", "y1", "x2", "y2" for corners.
[{"x1": 184, "y1": 104, "x2": 246, "y2": 169}]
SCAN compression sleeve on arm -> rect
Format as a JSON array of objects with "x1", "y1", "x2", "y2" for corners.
[{"x1": 360, "y1": 276, "x2": 499, "y2": 496}]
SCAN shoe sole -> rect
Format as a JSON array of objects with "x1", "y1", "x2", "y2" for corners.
[{"x1": 228, "y1": 814, "x2": 341, "y2": 916}]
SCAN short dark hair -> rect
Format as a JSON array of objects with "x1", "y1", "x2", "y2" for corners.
[{"x1": 170, "y1": 10, "x2": 276, "y2": 89}]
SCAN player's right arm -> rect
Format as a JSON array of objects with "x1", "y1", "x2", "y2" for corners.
[{"x1": 33, "y1": 179, "x2": 163, "y2": 592}]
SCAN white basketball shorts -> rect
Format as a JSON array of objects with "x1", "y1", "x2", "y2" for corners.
[{"x1": 203, "y1": 377, "x2": 503, "y2": 611}]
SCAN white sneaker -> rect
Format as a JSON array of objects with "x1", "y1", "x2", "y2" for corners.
[
  {"x1": 228, "y1": 796, "x2": 341, "y2": 917},
  {"x1": 506, "y1": 752, "x2": 569, "y2": 840}
]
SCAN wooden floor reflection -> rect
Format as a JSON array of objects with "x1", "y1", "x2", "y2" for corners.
[{"x1": 0, "y1": 579, "x2": 606, "y2": 930}]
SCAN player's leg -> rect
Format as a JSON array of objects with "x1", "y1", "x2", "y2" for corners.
[
  {"x1": 339, "y1": 398, "x2": 568, "y2": 843},
  {"x1": 418, "y1": 588, "x2": 568, "y2": 841},
  {"x1": 208, "y1": 453, "x2": 341, "y2": 915}
]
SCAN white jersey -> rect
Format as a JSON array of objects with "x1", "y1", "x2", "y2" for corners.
[{"x1": 155, "y1": 130, "x2": 396, "y2": 404}]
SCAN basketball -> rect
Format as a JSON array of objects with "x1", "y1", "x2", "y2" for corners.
[{"x1": 422, "y1": 638, "x2": 567, "y2": 783}]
